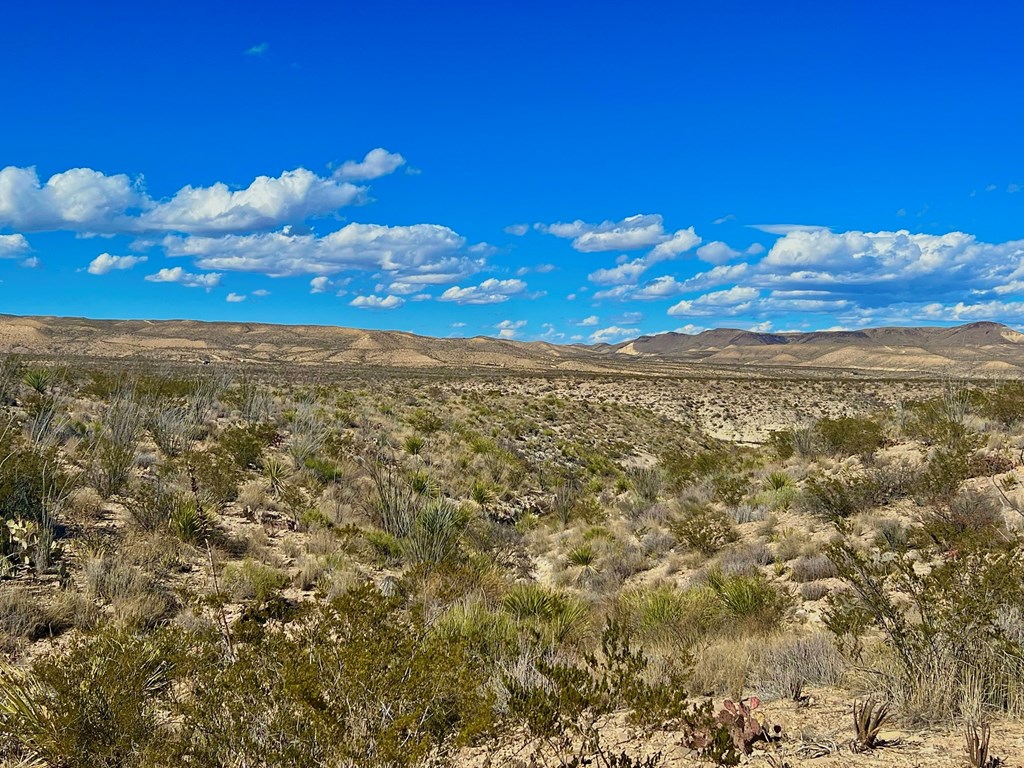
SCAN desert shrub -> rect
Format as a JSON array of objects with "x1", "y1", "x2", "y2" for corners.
[
  {"x1": 750, "y1": 633, "x2": 846, "y2": 700},
  {"x1": 162, "y1": 585, "x2": 494, "y2": 767},
  {"x1": 125, "y1": 478, "x2": 180, "y2": 532},
  {"x1": 798, "y1": 474, "x2": 877, "y2": 521},
  {"x1": 979, "y1": 381, "x2": 1024, "y2": 426},
  {"x1": 799, "y1": 581, "x2": 830, "y2": 601},
  {"x1": 0, "y1": 630, "x2": 175, "y2": 768},
  {"x1": 816, "y1": 416, "x2": 885, "y2": 458},
  {"x1": 618, "y1": 585, "x2": 722, "y2": 653},
  {"x1": 146, "y1": 402, "x2": 193, "y2": 458},
  {"x1": 222, "y1": 560, "x2": 289, "y2": 603},
  {"x1": 219, "y1": 422, "x2": 277, "y2": 469},
  {"x1": 403, "y1": 499, "x2": 470, "y2": 567},
  {"x1": 705, "y1": 569, "x2": 791, "y2": 634},
  {"x1": 407, "y1": 408, "x2": 444, "y2": 435},
  {"x1": 824, "y1": 534, "x2": 1024, "y2": 721},
  {"x1": 84, "y1": 551, "x2": 176, "y2": 630},
  {"x1": 918, "y1": 488, "x2": 1006, "y2": 550},
  {"x1": 628, "y1": 466, "x2": 662, "y2": 505},
  {"x1": 503, "y1": 618, "x2": 737, "y2": 766},
  {"x1": 185, "y1": 447, "x2": 243, "y2": 503},
  {"x1": 789, "y1": 554, "x2": 838, "y2": 582},
  {"x1": 766, "y1": 430, "x2": 795, "y2": 460},
  {"x1": 0, "y1": 441, "x2": 71, "y2": 574},
  {"x1": 501, "y1": 583, "x2": 592, "y2": 649},
  {"x1": 669, "y1": 502, "x2": 737, "y2": 556},
  {"x1": 89, "y1": 394, "x2": 143, "y2": 498},
  {"x1": 916, "y1": 433, "x2": 982, "y2": 504}
]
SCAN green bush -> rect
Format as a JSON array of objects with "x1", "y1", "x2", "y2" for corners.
[
  {"x1": 669, "y1": 502, "x2": 737, "y2": 556},
  {"x1": 218, "y1": 422, "x2": 278, "y2": 470},
  {"x1": 816, "y1": 416, "x2": 885, "y2": 457}
]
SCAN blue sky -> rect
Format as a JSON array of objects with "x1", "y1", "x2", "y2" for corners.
[{"x1": 2, "y1": 1, "x2": 1024, "y2": 343}]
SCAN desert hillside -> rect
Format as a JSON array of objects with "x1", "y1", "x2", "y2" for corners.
[{"x1": 3, "y1": 314, "x2": 1024, "y2": 376}]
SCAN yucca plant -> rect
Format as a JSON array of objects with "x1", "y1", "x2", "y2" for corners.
[
  {"x1": 403, "y1": 434, "x2": 425, "y2": 456},
  {"x1": 403, "y1": 499, "x2": 468, "y2": 566},
  {"x1": 22, "y1": 368, "x2": 51, "y2": 395},
  {"x1": 851, "y1": 698, "x2": 889, "y2": 751},
  {"x1": 470, "y1": 480, "x2": 496, "y2": 508},
  {"x1": 763, "y1": 471, "x2": 793, "y2": 492},
  {"x1": 169, "y1": 500, "x2": 212, "y2": 544},
  {"x1": 262, "y1": 455, "x2": 289, "y2": 496}
]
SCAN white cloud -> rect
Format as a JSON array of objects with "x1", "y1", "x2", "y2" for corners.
[
  {"x1": 144, "y1": 267, "x2": 222, "y2": 291},
  {"x1": 165, "y1": 222, "x2": 480, "y2": 281},
  {"x1": 310, "y1": 276, "x2": 331, "y2": 293},
  {"x1": 748, "y1": 224, "x2": 830, "y2": 235},
  {"x1": 577, "y1": 315, "x2": 599, "y2": 326},
  {"x1": 87, "y1": 252, "x2": 147, "y2": 275},
  {"x1": 504, "y1": 223, "x2": 529, "y2": 236},
  {"x1": 0, "y1": 166, "x2": 144, "y2": 232},
  {"x1": 226, "y1": 292, "x2": 246, "y2": 302},
  {"x1": 138, "y1": 168, "x2": 365, "y2": 235},
  {"x1": 334, "y1": 148, "x2": 406, "y2": 181},
  {"x1": 675, "y1": 324, "x2": 706, "y2": 335},
  {"x1": 245, "y1": 42, "x2": 269, "y2": 56},
  {"x1": 439, "y1": 278, "x2": 527, "y2": 305},
  {"x1": 20, "y1": 256, "x2": 39, "y2": 269},
  {"x1": 647, "y1": 226, "x2": 701, "y2": 261},
  {"x1": 0, "y1": 234, "x2": 29, "y2": 258},
  {"x1": 539, "y1": 213, "x2": 669, "y2": 252},
  {"x1": 0, "y1": 165, "x2": 365, "y2": 235},
  {"x1": 667, "y1": 286, "x2": 760, "y2": 317},
  {"x1": 589, "y1": 326, "x2": 639, "y2": 344},
  {"x1": 494, "y1": 319, "x2": 527, "y2": 339},
  {"x1": 696, "y1": 241, "x2": 742, "y2": 264},
  {"x1": 588, "y1": 258, "x2": 648, "y2": 285},
  {"x1": 451, "y1": 321, "x2": 467, "y2": 328},
  {"x1": 349, "y1": 294, "x2": 405, "y2": 309},
  {"x1": 251, "y1": 289, "x2": 270, "y2": 297}
]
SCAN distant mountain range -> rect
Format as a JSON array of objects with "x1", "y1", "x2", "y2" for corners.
[
  {"x1": 604, "y1": 321, "x2": 1024, "y2": 374},
  {"x1": 2, "y1": 314, "x2": 1022, "y2": 376}
]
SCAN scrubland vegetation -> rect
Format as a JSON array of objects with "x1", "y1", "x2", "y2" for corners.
[{"x1": 2, "y1": 356, "x2": 1024, "y2": 766}]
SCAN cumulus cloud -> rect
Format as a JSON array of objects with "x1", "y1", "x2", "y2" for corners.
[
  {"x1": 226, "y1": 292, "x2": 246, "y2": 302},
  {"x1": 589, "y1": 326, "x2": 639, "y2": 344},
  {"x1": 667, "y1": 286, "x2": 760, "y2": 317},
  {"x1": 138, "y1": 168, "x2": 365, "y2": 235},
  {"x1": 439, "y1": 278, "x2": 527, "y2": 305},
  {"x1": 0, "y1": 166, "x2": 144, "y2": 232},
  {"x1": 0, "y1": 165, "x2": 366, "y2": 236},
  {"x1": 494, "y1": 319, "x2": 527, "y2": 339},
  {"x1": 538, "y1": 214, "x2": 670, "y2": 252},
  {"x1": 585, "y1": 225, "x2": 700, "y2": 287},
  {"x1": 696, "y1": 241, "x2": 742, "y2": 264},
  {"x1": 349, "y1": 294, "x2": 405, "y2": 309},
  {"x1": 165, "y1": 222, "x2": 480, "y2": 282},
  {"x1": 577, "y1": 315, "x2": 599, "y2": 326},
  {"x1": 0, "y1": 234, "x2": 30, "y2": 259},
  {"x1": 334, "y1": 148, "x2": 406, "y2": 181},
  {"x1": 144, "y1": 267, "x2": 222, "y2": 291},
  {"x1": 87, "y1": 253, "x2": 147, "y2": 275},
  {"x1": 504, "y1": 223, "x2": 529, "y2": 236}
]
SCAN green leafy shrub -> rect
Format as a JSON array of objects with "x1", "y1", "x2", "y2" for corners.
[
  {"x1": 817, "y1": 416, "x2": 885, "y2": 457},
  {"x1": 669, "y1": 502, "x2": 737, "y2": 556},
  {"x1": 219, "y1": 422, "x2": 277, "y2": 469}
]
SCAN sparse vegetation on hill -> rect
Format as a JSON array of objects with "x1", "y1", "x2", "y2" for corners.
[{"x1": 1, "y1": 356, "x2": 1024, "y2": 766}]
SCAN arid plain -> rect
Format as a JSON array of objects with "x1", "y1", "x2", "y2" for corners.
[{"x1": 3, "y1": 315, "x2": 1024, "y2": 767}]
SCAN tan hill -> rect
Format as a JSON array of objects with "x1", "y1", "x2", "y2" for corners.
[
  {"x1": 2, "y1": 314, "x2": 1023, "y2": 376},
  {"x1": 608, "y1": 321, "x2": 1024, "y2": 374}
]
